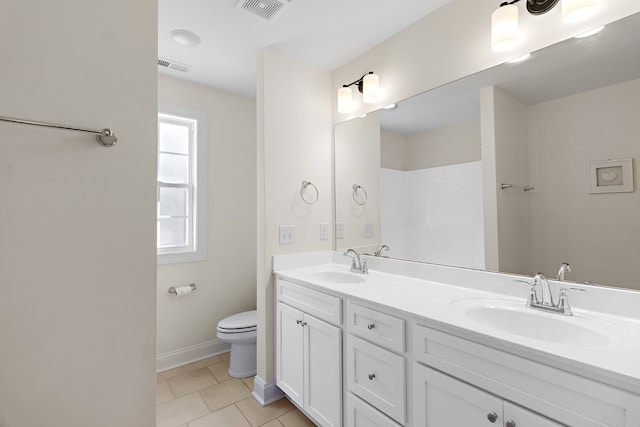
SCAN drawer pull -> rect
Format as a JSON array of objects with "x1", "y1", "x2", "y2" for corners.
[
  {"x1": 487, "y1": 412, "x2": 498, "y2": 423},
  {"x1": 506, "y1": 421, "x2": 516, "y2": 427},
  {"x1": 296, "y1": 319, "x2": 302, "y2": 325},
  {"x1": 368, "y1": 373, "x2": 376, "y2": 381},
  {"x1": 367, "y1": 323, "x2": 375, "y2": 330},
  {"x1": 301, "y1": 321, "x2": 307, "y2": 327}
]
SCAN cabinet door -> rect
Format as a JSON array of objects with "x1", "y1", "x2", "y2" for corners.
[
  {"x1": 305, "y1": 314, "x2": 342, "y2": 427},
  {"x1": 414, "y1": 364, "x2": 503, "y2": 427},
  {"x1": 504, "y1": 403, "x2": 564, "y2": 427},
  {"x1": 276, "y1": 303, "x2": 304, "y2": 407}
]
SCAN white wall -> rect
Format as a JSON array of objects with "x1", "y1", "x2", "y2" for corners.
[
  {"x1": 406, "y1": 120, "x2": 480, "y2": 170},
  {"x1": 335, "y1": 113, "x2": 381, "y2": 253},
  {"x1": 257, "y1": 50, "x2": 332, "y2": 387},
  {"x1": 0, "y1": 1, "x2": 157, "y2": 426},
  {"x1": 156, "y1": 76, "x2": 257, "y2": 369},
  {"x1": 483, "y1": 87, "x2": 533, "y2": 276},
  {"x1": 380, "y1": 130, "x2": 407, "y2": 170},
  {"x1": 528, "y1": 79, "x2": 640, "y2": 289}
]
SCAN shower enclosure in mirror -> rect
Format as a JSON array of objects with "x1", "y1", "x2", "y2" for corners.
[{"x1": 334, "y1": 12, "x2": 640, "y2": 290}]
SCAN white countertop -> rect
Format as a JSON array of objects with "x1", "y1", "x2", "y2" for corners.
[{"x1": 274, "y1": 256, "x2": 640, "y2": 395}]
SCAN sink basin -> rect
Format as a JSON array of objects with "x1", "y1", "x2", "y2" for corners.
[
  {"x1": 309, "y1": 271, "x2": 366, "y2": 284},
  {"x1": 453, "y1": 299, "x2": 611, "y2": 347}
]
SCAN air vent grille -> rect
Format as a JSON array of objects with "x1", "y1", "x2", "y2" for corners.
[
  {"x1": 236, "y1": 0, "x2": 291, "y2": 22},
  {"x1": 157, "y1": 57, "x2": 192, "y2": 73}
]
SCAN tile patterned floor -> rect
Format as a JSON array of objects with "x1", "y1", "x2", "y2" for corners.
[{"x1": 156, "y1": 353, "x2": 316, "y2": 427}]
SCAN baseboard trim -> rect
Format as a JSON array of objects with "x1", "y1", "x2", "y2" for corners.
[
  {"x1": 156, "y1": 339, "x2": 231, "y2": 372},
  {"x1": 252, "y1": 375, "x2": 285, "y2": 406}
]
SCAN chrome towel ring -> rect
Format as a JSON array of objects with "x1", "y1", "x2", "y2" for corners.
[
  {"x1": 301, "y1": 180, "x2": 319, "y2": 204},
  {"x1": 352, "y1": 184, "x2": 368, "y2": 205}
]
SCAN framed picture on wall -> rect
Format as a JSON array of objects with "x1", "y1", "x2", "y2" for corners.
[{"x1": 588, "y1": 158, "x2": 634, "y2": 194}]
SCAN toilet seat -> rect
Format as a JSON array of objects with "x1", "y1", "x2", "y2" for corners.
[{"x1": 217, "y1": 310, "x2": 257, "y2": 334}]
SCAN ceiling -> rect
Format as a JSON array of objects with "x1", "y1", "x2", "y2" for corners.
[
  {"x1": 380, "y1": 11, "x2": 640, "y2": 135},
  {"x1": 158, "y1": 0, "x2": 451, "y2": 98}
]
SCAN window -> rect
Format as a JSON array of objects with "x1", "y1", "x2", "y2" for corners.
[{"x1": 157, "y1": 105, "x2": 207, "y2": 264}]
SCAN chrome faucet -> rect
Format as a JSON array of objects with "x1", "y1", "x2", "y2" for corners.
[
  {"x1": 516, "y1": 273, "x2": 586, "y2": 316},
  {"x1": 374, "y1": 244, "x2": 390, "y2": 257},
  {"x1": 556, "y1": 262, "x2": 572, "y2": 281},
  {"x1": 344, "y1": 249, "x2": 368, "y2": 274}
]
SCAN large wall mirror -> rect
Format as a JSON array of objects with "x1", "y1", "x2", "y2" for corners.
[{"x1": 335, "y1": 12, "x2": 640, "y2": 290}]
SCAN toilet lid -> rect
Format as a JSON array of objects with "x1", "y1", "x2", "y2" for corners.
[{"x1": 218, "y1": 310, "x2": 257, "y2": 330}]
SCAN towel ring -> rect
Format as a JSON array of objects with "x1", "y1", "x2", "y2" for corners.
[
  {"x1": 352, "y1": 184, "x2": 368, "y2": 205},
  {"x1": 300, "y1": 180, "x2": 319, "y2": 204}
]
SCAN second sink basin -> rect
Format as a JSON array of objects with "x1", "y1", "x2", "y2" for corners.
[
  {"x1": 309, "y1": 271, "x2": 366, "y2": 284},
  {"x1": 452, "y1": 299, "x2": 615, "y2": 347}
]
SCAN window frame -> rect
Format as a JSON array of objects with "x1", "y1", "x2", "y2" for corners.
[{"x1": 157, "y1": 104, "x2": 207, "y2": 264}]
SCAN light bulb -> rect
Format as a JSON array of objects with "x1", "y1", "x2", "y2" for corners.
[
  {"x1": 562, "y1": 0, "x2": 597, "y2": 23},
  {"x1": 491, "y1": 4, "x2": 518, "y2": 52},
  {"x1": 362, "y1": 73, "x2": 380, "y2": 104},
  {"x1": 338, "y1": 86, "x2": 354, "y2": 113}
]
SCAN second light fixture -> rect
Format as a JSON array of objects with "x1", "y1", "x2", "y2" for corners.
[{"x1": 337, "y1": 71, "x2": 380, "y2": 113}]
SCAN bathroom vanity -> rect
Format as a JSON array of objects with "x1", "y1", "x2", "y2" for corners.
[{"x1": 273, "y1": 252, "x2": 640, "y2": 427}]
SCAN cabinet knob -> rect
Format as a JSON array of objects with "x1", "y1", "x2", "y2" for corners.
[
  {"x1": 506, "y1": 421, "x2": 516, "y2": 427},
  {"x1": 367, "y1": 323, "x2": 375, "y2": 330},
  {"x1": 301, "y1": 321, "x2": 307, "y2": 327},
  {"x1": 296, "y1": 320, "x2": 302, "y2": 325},
  {"x1": 486, "y1": 412, "x2": 498, "y2": 423},
  {"x1": 368, "y1": 373, "x2": 376, "y2": 380}
]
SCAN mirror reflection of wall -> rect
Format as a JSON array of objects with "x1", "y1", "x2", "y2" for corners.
[{"x1": 334, "y1": 12, "x2": 640, "y2": 290}]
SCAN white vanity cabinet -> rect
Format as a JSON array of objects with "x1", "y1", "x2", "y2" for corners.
[
  {"x1": 346, "y1": 301, "x2": 406, "y2": 426},
  {"x1": 414, "y1": 364, "x2": 561, "y2": 427},
  {"x1": 275, "y1": 279, "x2": 343, "y2": 427},
  {"x1": 412, "y1": 324, "x2": 640, "y2": 427}
]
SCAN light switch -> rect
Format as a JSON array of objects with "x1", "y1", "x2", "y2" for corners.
[
  {"x1": 364, "y1": 223, "x2": 375, "y2": 237},
  {"x1": 279, "y1": 225, "x2": 295, "y2": 245}
]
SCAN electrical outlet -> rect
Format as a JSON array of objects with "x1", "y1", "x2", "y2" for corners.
[
  {"x1": 319, "y1": 223, "x2": 329, "y2": 240},
  {"x1": 364, "y1": 222, "x2": 375, "y2": 237},
  {"x1": 279, "y1": 225, "x2": 295, "y2": 245},
  {"x1": 336, "y1": 222, "x2": 345, "y2": 240}
]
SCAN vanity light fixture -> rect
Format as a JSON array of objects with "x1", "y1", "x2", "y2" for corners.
[
  {"x1": 491, "y1": 0, "x2": 598, "y2": 52},
  {"x1": 337, "y1": 71, "x2": 380, "y2": 113}
]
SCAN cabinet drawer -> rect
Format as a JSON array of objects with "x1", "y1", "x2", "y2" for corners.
[
  {"x1": 276, "y1": 279, "x2": 342, "y2": 325},
  {"x1": 347, "y1": 335, "x2": 406, "y2": 424},
  {"x1": 347, "y1": 393, "x2": 402, "y2": 427},
  {"x1": 413, "y1": 323, "x2": 640, "y2": 427},
  {"x1": 347, "y1": 301, "x2": 405, "y2": 353}
]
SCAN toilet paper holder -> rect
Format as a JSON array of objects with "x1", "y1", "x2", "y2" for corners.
[{"x1": 168, "y1": 283, "x2": 197, "y2": 296}]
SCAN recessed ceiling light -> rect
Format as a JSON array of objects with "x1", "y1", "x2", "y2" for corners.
[
  {"x1": 170, "y1": 29, "x2": 201, "y2": 48},
  {"x1": 382, "y1": 103, "x2": 398, "y2": 110},
  {"x1": 507, "y1": 53, "x2": 531, "y2": 64},
  {"x1": 574, "y1": 26, "x2": 605, "y2": 39}
]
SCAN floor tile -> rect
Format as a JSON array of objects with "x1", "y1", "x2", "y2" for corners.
[
  {"x1": 188, "y1": 405, "x2": 251, "y2": 427},
  {"x1": 156, "y1": 380, "x2": 174, "y2": 405},
  {"x1": 208, "y1": 361, "x2": 232, "y2": 383},
  {"x1": 157, "y1": 366, "x2": 188, "y2": 382},
  {"x1": 242, "y1": 376, "x2": 255, "y2": 390},
  {"x1": 168, "y1": 367, "x2": 218, "y2": 398},
  {"x1": 259, "y1": 420, "x2": 284, "y2": 427},
  {"x1": 236, "y1": 396, "x2": 295, "y2": 427},
  {"x1": 156, "y1": 392, "x2": 210, "y2": 427},
  {"x1": 183, "y1": 355, "x2": 224, "y2": 371},
  {"x1": 200, "y1": 379, "x2": 253, "y2": 412},
  {"x1": 278, "y1": 409, "x2": 316, "y2": 427}
]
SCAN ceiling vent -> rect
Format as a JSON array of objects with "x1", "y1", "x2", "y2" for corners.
[
  {"x1": 157, "y1": 57, "x2": 193, "y2": 73},
  {"x1": 236, "y1": 0, "x2": 291, "y2": 22}
]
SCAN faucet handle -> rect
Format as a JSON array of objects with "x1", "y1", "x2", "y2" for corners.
[
  {"x1": 514, "y1": 279, "x2": 539, "y2": 306},
  {"x1": 557, "y1": 287, "x2": 586, "y2": 316}
]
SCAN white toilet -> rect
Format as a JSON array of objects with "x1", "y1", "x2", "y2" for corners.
[{"x1": 216, "y1": 310, "x2": 257, "y2": 378}]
